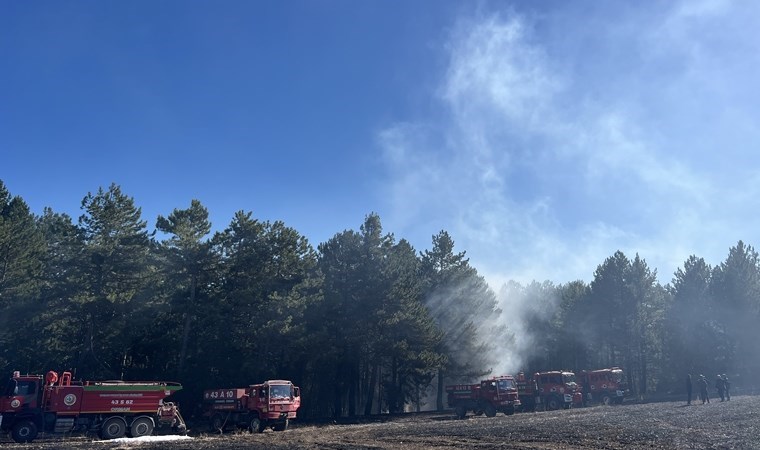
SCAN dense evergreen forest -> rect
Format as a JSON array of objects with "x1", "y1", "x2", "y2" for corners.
[{"x1": 1, "y1": 179, "x2": 758, "y2": 418}]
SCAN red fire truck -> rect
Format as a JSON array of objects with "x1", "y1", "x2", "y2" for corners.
[
  {"x1": 203, "y1": 379, "x2": 300, "y2": 433},
  {"x1": 0, "y1": 370, "x2": 186, "y2": 443},
  {"x1": 445, "y1": 375, "x2": 521, "y2": 419},
  {"x1": 578, "y1": 367, "x2": 628, "y2": 405},
  {"x1": 515, "y1": 371, "x2": 583, "y2": 411}
]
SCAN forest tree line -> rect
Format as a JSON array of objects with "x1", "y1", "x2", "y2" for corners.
[{"x1": 1, "y1": 180, "x2": 759, "y2": 418}]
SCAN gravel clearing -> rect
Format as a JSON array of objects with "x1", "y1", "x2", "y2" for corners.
[{"x1": 3, "y1": 395, "x2": 757, "y2": 449}]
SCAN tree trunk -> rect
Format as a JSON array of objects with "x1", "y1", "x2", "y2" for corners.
[
  {"x1": 436, "y1": 369, "x2": 444, "y2": 411},
  {"x1": 415, "y1": 384, "x2": 421, "y2": 412},
  {"x1": 348, "y1": 362, "x2": 357, "y2": 416},
  {"x1": 390, "y1": 356, "x2": 399, "y2": 413},
  {"x1": 364, "y1": 363, "x2": 378, "y2": 415},
  {"x1": 639, "y1": 339, "x2": 648, "y2": 395},
  {"x1": 333, "y1": 362, "x2": 343, "y2": 418},
  {"x1": 177, "y1": 274, "x2": 196, "y2": 376}
]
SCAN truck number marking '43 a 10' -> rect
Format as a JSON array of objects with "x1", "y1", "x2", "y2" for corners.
[{"x1": 205, "y1": 390, "x2": 236, "y2": 399}]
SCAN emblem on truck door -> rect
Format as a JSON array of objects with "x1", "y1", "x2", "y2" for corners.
[
  {"x1": 10, "y1": 399, "x2": 20, "y2": 408},
  {"x1": 64, "y1": 394, "x2": 77, "y2": 406}
]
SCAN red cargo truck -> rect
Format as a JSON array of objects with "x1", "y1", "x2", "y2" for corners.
[
  {"x1": 203, "y1": 379, "x2": 300, "y2": 433},
  {"x1": 0, "y1": 370, "x2": 186, "y2": 443},
  {"x1": 578, "y1": 367, "x2": 628, "y2": 405},
  {"x1": 516, "y1": 370, "x2": 583, "y2": 411},
  {"x1": 446, "y1": 375, "x2": 521, "y2": 419}
]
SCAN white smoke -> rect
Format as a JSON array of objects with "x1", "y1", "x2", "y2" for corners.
[{"x1": 378, "y1": 2, "x2": 760, "y2": 379}]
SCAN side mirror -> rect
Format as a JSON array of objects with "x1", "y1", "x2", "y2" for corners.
[{"x1": 294, "y1": 387, "x2": 300, "y2": 398}]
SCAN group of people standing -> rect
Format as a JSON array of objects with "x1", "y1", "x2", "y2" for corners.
[{"x1": 686, "y1": 373, "x2": 731, "y2": 405}]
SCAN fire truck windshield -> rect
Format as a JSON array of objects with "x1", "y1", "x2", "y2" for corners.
[
  {"x1": 562, "y1": 374, "x2": 577, "y2": 384},
  {"x1": 497, "y1": 379, "x2": 515, "y2": 390},
  {"x1": 3, "y1": 379, "x2": 35, "y2": 397},
  {"x1": 269, "y1": 384, "x2": 291, "y2": 399},
  {"x1": 612, "y1": 371, "x2": 623, "y2": 382}
]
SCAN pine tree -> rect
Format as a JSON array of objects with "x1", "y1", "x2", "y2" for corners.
[
  {"x1": 0, "y1": 181, "x2": 46, "y2": 373},
  {"x1": 75, "y1": 183, "x2": 155, "y2": 378},
  {"x1": 420, "y1": 230, "x2": 500, "y2": 410},
  {"x1": 710, "y1": 241, "x2": 760, "y2": 380},
  {"x1": 156, "y1": 199, "x2": 214, "y2": 377}
]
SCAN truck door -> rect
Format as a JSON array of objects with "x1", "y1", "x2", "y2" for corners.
[{"x1": 1, "y1": 378, "x2": 39, "y2": 412}]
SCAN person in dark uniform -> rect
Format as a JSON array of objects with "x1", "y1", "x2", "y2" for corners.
[
  {"x1": 686, "y1": 374, "x2": 693, "y2": 405},
  {"x1": 699, "y1": 375, "x2": 709, "y2": 404},
  {"x1": 716, "y1": 375, "x2": 725, "y2": 402},
  {"x1": 723, "y1": 375, "x2": 731, "y2": 401}
]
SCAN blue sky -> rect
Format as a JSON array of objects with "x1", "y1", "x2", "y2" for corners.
[{"x1": 3, "y1": 0, "x2": 760, "y2": 287}]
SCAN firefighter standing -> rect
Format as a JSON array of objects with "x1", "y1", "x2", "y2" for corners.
[
  {"x1": 686, "y1": 374, "x2": 693, "y2": 405},
  {"x1": 699, "y1": 375, "x2": 709, "y2": 404},
  {"x1": 716, "y1": 375, "x2": 726, "y2": 401},
  {"x1": 723, "y1": 375, "x2": 731, "y2": 401}
]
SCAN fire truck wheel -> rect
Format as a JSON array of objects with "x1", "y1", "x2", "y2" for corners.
[
  {"x1": 484, "y1": 404, "x2": 497, "y2": 417},
  {"x1": 100, "y1": 417, "x2": 127, "y2": 440},
  {"x1": 249, "y1": 416, "x2": 264, "y2": 433},
  {"x1": 601, "y1": 395, "x2": 611, "y2": 406},
  {"x1": 11, "y1": 420, "x2": 38, "y2": 443},
  {"x1": 546, "y1": 396, "x2": 561, "y2": 411},
  {"x1": 129, "y1": 417, "x2": 154, "y2": 438},
  {"x1": 210, "y1": 413, "x2": 225, "y2": 433},
  {"x1": 273, "y1": 419, "x2": 289, "y2": 431},
  {"x1": 454, "y1": 405, "x2": 467, "y2": 419},
  {"x1": 505, "y1": 405, "x2": 515, "y2": 416}
]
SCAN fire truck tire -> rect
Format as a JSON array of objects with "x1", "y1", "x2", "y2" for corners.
[
  {"x1": 249, "y1": 416, "x2": 264, "y2": 433},
  {"x1": 273, "y1": 419, "x2": 289, "y2": 431},
  {"x1": 601, "y1": 395, "x2": 611, "y2": 406},
  {"x1": 11, "y1": 420, "x2": 38, "y2": 443},
  {"x1": 483, "y1": 404, "x2": 497, "y2": 417},
  {"x1": 504, "y1": 405, "x2": 515, "y2": 416},
  {"x1": 100, "y1": 417, "x2": 127, "y2": 440},
  {"x1": 454, "y1": 405, "x2": 467, "y2": 419},
  {"x1": 546, "y1": 396, "x2": 561, "y2": 411},
  {"x1": 210, "y1": 413, "x2": 225, "y2": 433},
  {"x1": 129, "y1": 416, "x2": 155, "y2": 437}
]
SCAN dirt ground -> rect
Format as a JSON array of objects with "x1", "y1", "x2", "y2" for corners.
[{"x1": 3, "y1": 395, "x2": 757, "y2": 449}]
